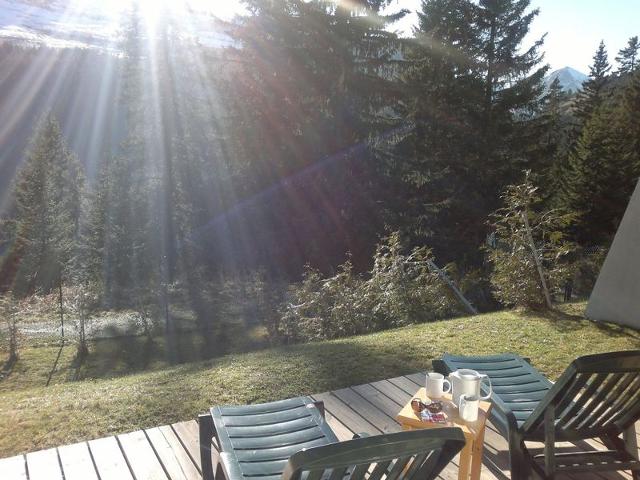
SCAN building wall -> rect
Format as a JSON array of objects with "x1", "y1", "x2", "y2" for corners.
[{"x1": 586, "y1": 180, "x2": 640, "y2": 328}]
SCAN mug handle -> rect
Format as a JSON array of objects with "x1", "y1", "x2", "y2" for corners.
[
  {"x1": 479, "y1": 374, "x2": 492, "y2": 400},
  {"x1": 443, "y1": 378, "x2": 451, "y2": 393},
  {"x1": 459, "y1": 393, "x2": 468, "y2": 412}
]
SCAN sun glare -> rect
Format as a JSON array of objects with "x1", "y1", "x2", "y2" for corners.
[{"x1": 100, "y1": 0, "x2": 246, "y2": 20}]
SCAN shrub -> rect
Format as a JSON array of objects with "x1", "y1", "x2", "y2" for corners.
[
  {"x1": 277, "y1": 233, "x2": 460, "y2": 343},
  {"x1": 486, "y1": 173, "x2": 575, "y2": 309},
  {"x1": 64, "y1": 283, "x2": 100, "y2": 357},
  {"x1": 279, "y1": 260, "x2": 368, "y2": 343},
  {"x1": 364, "y1": 232, "x2": 459, "y2": 328},
  {"x1": 0, "y1": 293, "x2": 20, "y2": 362}
]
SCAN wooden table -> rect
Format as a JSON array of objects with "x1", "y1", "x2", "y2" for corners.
[{"x1": 396, "y1": 388, "x2": 492, "y2": 480}]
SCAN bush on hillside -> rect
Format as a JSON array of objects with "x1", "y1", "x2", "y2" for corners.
[
  {"x1": 0, "y1": 293, "x2": 20, "y2": 361},
  {"x1": 486, "y1": 173, "x2": 575, "y2": 309},
  {"x1": 277, "y1": 233, "x2": 460, "y2": 343}
]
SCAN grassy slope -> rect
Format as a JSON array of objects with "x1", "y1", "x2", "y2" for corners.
[{"x1": 1, "y1": 302, "x2": 639, "y2": 457}]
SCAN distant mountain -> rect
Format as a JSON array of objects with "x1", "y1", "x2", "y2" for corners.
[{"x1": 545, "y1": 67, "x2": 588, "y2": 93}]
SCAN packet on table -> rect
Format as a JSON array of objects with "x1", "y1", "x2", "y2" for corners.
[{"x1": 420, "y1": 410, "x2": 446, "y2": 424}]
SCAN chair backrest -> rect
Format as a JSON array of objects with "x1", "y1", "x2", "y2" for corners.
[
  {"x1": 281, "y1": 428, "x2": 465, "y2": 480},
  {"x1": 522, "y1": 350, "x2": 640, "y2": 439}
]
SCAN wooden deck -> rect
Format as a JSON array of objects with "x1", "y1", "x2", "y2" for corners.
[{"x1": 2, "y1": 371, "x2": 639, "y2": 480}]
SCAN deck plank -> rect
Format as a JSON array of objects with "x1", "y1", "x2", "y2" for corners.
[
  {"x1": 25, "y1": 448, "x2": 63, "y2": 480},
  {"x1": 0, "y1": 455, "x2": 27, "y2": 480},
  {"x1": 118, "y1": 430, "x2": 168, "y2": 480},
  {"x1": 323, "y1": 409, "x2": 355, "y2": 441},
  {"x1": 352, "y1": 382, "x2": 405, "y2": 413},
  {"x1": 332, "y1": 387, "x2": 400, "y2": 433},
  {"x1": 88, "y1": 436, "x2": 134, "y2": 480},
  {"x1": 171, "y1": 420, "x2": 204, "y2": 472},
  {"x1": 311, "y1": 392, "x2": 380, "y2": 436},
  {"x1": 369, "y1": 379, "x2": 415, "y2": 405},
  {"x1": 58, "y1": 441, "x2": 99, "y2": 480},
  {"x1": 146, "y1": 427, "x2": 198, "y2": 480},
  {"x1": 387, "y1": 375, "x2": 422, "y2": 395},
  {"x1": 158, "y1": 425, "x2": 202, "y2": 479}
]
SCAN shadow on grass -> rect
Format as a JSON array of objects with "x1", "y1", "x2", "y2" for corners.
[
  {"x1": 46, "y1": 343, "x2": 65, "y2": 387},
  {"x1": 0, "y1": 354, "x2": 18, "y2": 380},
  {"x1": 520, "y1": 307, "x2": 640, "y2": 341},
  {"x1": 75, "y1": 322, "x2": 269, "y2": 382}
]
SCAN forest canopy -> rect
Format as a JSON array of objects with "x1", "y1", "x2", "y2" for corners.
[{"x1": 0, "y1": 0, "x2": 639, "y2": 324}]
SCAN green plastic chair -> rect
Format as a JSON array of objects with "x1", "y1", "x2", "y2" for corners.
[
  {"x1": 199, "y1": 395, "x2": 465, "y2": 480},
  {"x1": 435, "y1": 350, "x2": 640, "y2": 479}
]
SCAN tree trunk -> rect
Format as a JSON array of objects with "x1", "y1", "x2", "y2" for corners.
[
  {"x1": 58, "y1": 280, "x2": 65, "y2": 342},
  {"x1": 522, "y1": 210, "x2": 553, "y2": 309}
]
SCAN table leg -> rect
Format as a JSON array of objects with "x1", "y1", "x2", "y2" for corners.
[
  {"x1": 470, "y1": 426, "x2": 486, "y2": 480},
  {"x1": 458, "y1": 436, "x2": 473, "y2": 480}
]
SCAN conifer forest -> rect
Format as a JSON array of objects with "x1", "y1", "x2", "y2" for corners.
[{"x1": 1, "y1": 0, "x2": 639, "y2": 359}]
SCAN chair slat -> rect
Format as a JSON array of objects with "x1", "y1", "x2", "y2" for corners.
[
  {"x1": 601, "y1": 376, "x2": 640, "y2": 428},
  {"x1": 366, "y1": 461, "x2": 391, "y2": 480},
  {"x1": 557, "y1": 373, "x2": 609, "y2": 428},
  {"x1": 564, "y1": 373, "x2": 624, "y2": 429},
  {"x1": 229, "y1": 426, "x2": 326, "y2": 449},
  {"x1": 592, "y1": 375, "x2": 640, "y2": 429},
  {"x1": 346, "y1": 463, "x2": 369, "y2": 480},
  {"x1": 384, "y1": 456, "x2": 412, "y2": 480},
  {"x1": 575, "y1": 372, "x2": 637, "y2": 430},
  {"x1": 555, "y1": 373, "x2": 592, "y2": 415},
  {"x1": 238, "y1": 459, "x2": 289, "y2": 476},
  {"x1": 219, "y1": 397, "x2": 307, "y2": 416},
  {"x1": 222, "y1": 405, "x2": 313, "y2": 426},
  {"x1": 402, "y1": 453, "x2": 427, "y2": 479},
  {"x1": 328, "y1": 466, "x2": 348, "y2": 480},
  {"x1": 234, "y1": 437, "x2": 330, "y2": 462},
  {"x1": 226, "y1": 416, "x2": 319, "y2": 438},
  {"x1": 495, "y1": 389, "x2": 549, "y2": 402}
]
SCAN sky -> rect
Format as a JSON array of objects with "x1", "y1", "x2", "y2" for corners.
[{"x1": 389, "y1": 0, "x2": 640, "y2": 73}]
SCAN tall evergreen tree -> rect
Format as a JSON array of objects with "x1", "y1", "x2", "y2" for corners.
[
  {"x1": 615, "y1": 36, "x2": 639, "y2": 75},
  {"x1": 476, "y1": 0, "x2": 548, "y2": 177},
  {"x1": 88, "y1": 7, "x2": 156, "y2": 306},
  {"x1": 613, "y1": 70, "x2": 640, "y2": 182},
  {"x1": 2, "y1": 116, "x2": 83, "y2": 295},
  {"x1": 393, "y1": 0, "x2": 546, "y2": 266},
  {"x1": 392, "y1": 0, "x2": 484, "y2": 263},
  {"x1": 561, "y1": 103, "x2": 628, "y2": 245},
  {"x1": 221, "y1": 0, "x2": 407, "y2": 272},
  {"x1": 573, "y1": 41, "x2": 612, "y2": 125},
  {"x1": 531, "y1": 77, "x2": 571, "y2": 197}
]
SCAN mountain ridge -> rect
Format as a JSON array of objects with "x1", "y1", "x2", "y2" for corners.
[{"x1": 545, "y1": 66, "x2": 588, "y2": 93}]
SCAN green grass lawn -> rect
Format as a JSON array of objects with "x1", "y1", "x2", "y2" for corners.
[{"x1": 1, "y1": 302, "x2": 639, "y2": 457}]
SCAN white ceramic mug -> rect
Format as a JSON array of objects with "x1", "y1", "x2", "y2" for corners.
[
  {"x1": 459, "y1": 394, "x2": 479, "y2": 422},
  {"x1": 426, "y1": 372, "x2": 451, "y2": 398}
]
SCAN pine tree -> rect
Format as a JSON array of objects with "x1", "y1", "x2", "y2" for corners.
[
  {"x1": 561, "y1": 103, "x2": 629, "y2": 245},
  {"x1": 4, "y1": 116, "x2": 83, "y2": 295},
  {"x1": 477, "y1": 0, "x2": 548, "y2": 177},
  {"x1": 613, "y1": 70, "x2": 640, "y2": 183},
  {"x1": 615, "y1": 36, "x2": 639, "y2": 75},
  {"x1": 392, "y1": 0, "x2": 484, "y2": 262},
  {"x1": 392, "y1": 0, "x2": 546, "y2": 265},
  {"x1": 222, "y1": 0, "x2": 407, "y2": 272},
  {"x1": 574, "y1": 41, "x2": 611, "y2": 125},
  {"x1": 531, "y1": 77, "x2": 571, "y2": 198}
]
